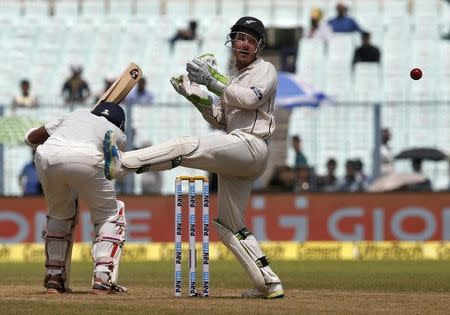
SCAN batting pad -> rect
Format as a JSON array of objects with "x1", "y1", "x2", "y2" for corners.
[
  {"x1": 91, "y1": 200, "x2": 126, "y2": 286},
  {"x1": 43, "y1": 213, "x2": 78, "y2": 291},
  {"x1": 213, "y1": 219, "x2": 267, "y2": 291},
  {"x1": 121, "y1": 136, "x2": 199, "y2": 170}
]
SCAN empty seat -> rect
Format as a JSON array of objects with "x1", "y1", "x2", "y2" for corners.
[
  {"x1": 0, "y1": 0, "x2": 22, "y2": 17},
  {"x1": 81, "y1": 0, "x2": 106, "y2": 16},
  {"x1": 53, "y1": 0, "x2": 79, "y2": 17},
  {"x1": 109, "y1": 0, "x2": 133, "y2": 16},
  {"x1": 382, "y1": 74, "x2": 407, "y2": 102},
  {"x1": 246, "y1": 0, "x2": 273, "y2": 26},
  {"x1": 296, "y1": 39, "x2": 326, "y2": 89},
  {"x1": 135, "y1": 0, "x2": 160, "y2": 17},
  {"x1": 413, "y1": 0, "x2": 439, "y2": 17},
  {"x1": 220, "y1": 0, "x2": 246, "y2": 21},
  {"x1": 24, "y1": 0, "x2": 50, "y2": 16},
  {"x1": 272, "y1": 0, "x2": 301, "y2": 27},
  {"x1": 191, "y1": 0, "x2": 219, "y2": 20},
  {"x1": 352, "y1": 63, "x2": 382, "y2": 102}
]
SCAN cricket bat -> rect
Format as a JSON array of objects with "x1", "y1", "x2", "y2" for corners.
[{"x1": 94, "y1": 62, "x2": 143, "y2": 107}]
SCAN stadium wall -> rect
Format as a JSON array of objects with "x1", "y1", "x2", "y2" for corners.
[{"x1": 1, "y1": 193, "x2": 450, "y2": 243}]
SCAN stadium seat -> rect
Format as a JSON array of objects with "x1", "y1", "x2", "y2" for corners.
[
  {"x1": 81, "y1": 0, "x2": 106, "y2": 16},
  {"x1": 170, "y1": 41, "x2": 201, "y2": 74},
  {"x1": 109, "y1": 0, "x2": 133, "y2": 16},
  {"x1": 411, "y1": 39, "x2": 439, "y2": 76},
  {"x1": 135, "y1": 0, "x2": 161, "y2": 17},
  {"x1": 412, "y1": 19, "x2": 440, "y2": 40},
  {"x1": 220, "y1": 0, "x2": 246, "y2": 21},
  {"x1": 53, "y1": 0, "x2": 79, "y2": 17},
  {"x1": 246, "y1": 0, "x2": 272, "y2": 26},
  {"x1": 353, "y1": 0, "x2": 382, "y2": 17},
  {"x1": 272, "y1": 0, "x2": 301, "y2": 28},
  {"x1": 327, "y1": 34, "x2": 355, "y2": 64},
  {"x1": 381, "y1": 74, "x2": 407, "y2": 102},
  {"x1": 191, "y1": 0, "x2": 219, "y2": 20},
  {"x1": 296, "y1": 39, "x2": 326, "y2": 90},
  {"x1": 24, "y1": 0, "x2": 50, "y2": 16},
  {"x1": 0, "y1": 0, "x2": 22, "y2": 17},
  {"x1": 413, "y1": 0, "x2": 439, "y2": 17},
  {"x1": 165, "y1": 0, "x2": 190, "y2": 19},
  {"x1": 352, "y1": 63, "x2": 382, "y2": 102}
]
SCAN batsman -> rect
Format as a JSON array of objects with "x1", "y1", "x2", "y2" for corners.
[{"x1": 104, "y1": 16, "x2": 284, "y2": 299}]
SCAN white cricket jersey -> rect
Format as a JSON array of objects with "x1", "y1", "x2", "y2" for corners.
[
  {"x1": 220, "y1": 57, "x2": 277, "y2": 139},
  {"x1": 42, "y1": 109, "x2": 126, "y2": 165}
]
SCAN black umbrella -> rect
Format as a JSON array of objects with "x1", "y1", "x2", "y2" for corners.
[{"x1": 395, "y1": 147, "x2": 448, "y2": 161}]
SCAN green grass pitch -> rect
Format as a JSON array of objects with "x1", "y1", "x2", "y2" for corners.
[{"x1": 0, "y1": 260, "x2": 449, "y2": 314}]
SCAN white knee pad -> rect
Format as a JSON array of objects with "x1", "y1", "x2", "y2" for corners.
[
  {"x1": 91, "y1": 200, "x2": 126, "y2": 286},
  {"x1": 42, "y1": 212, "x2": 78, "y2": 291},
  {"x1": 121, "y1": 136, "x2": 199, "y2": 172},
  {"x1": 213, "y1": 220, "x2": 281, "y2": 291}
]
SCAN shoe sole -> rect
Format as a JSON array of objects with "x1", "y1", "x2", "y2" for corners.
[
  {"x1": 103, "y1": 130, "x2": 116, "y2": 180},
  {"x1": 266, "y1": 290, "x2": 285, "y2": 299},
  {"x1": 242, "y1": 290, "x2": 285, "y2": 299}
]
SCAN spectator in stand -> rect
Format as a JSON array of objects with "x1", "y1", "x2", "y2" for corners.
[
  {"x1": 124, "y1": 77, "x2": 154, "y2": 105},
  {"x1": 267, "y1": 165, "x2": 295, "y2": 192},
  {"x1": 292, "y1": 135, "x2": 308, "y2": 168},
  {"x1": 293, "y1": 166, "x2": 315, "y2": 192},
  {"x1": 61, "y1": 65, "x2": 91, "y2": 105},
  {"x1": 316, "y1": 158, "x2": 339, "y2": 192},
  {"x1": 12, "y1": 79, "x2": 38, "y2": 110},
  {"x1": 169, "y1": 20, "x2": 199, "y2": 51},
  {"x1": 409, "y1": 158, "x2": 432, "y2": 191},
  {"x1": 94, "y1": 77, "x2": 115, "y2": 105},
  {"x1": 352, "y1": 32, "x2": 381, "y2": 68},
  {"x1": 328, "y1": 1, "x2": 362, "y2": 33},
  {"x1": 18, "y1": 148, "x2": 43, "y2": 196},
  {"x1": 380, "y1": 128, "x2": 394, "y2": 176},
  {"x1": 440, "y1": 0, "x2": 450, "y2": 39},
  {"x1": 307, "y1": 8, "x2": 333, "y2": 42},
  {"x1": 339, "y1": 159, "x2": 367, "y2": 192},
  {"x1": 353, "y1": 159, "x2": 370, "y2": 190}
]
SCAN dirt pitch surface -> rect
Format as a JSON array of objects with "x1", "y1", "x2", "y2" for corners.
[{"x1": 0, "y1": 261, "x2": 449, "y2": 314}]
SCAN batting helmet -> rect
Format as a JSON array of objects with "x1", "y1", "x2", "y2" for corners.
[
  {"x1": 91, "y1": 102, "x2": 126, "y2": 132},
  {"x1": 231, "y1": 16, "x2": 266, "y2": 45}
]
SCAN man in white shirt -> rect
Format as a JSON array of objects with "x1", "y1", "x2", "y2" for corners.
[
  {"x1": 103, "y1": 16, "x2": 284, "y2": 299},
  {"x1": 380, "y1": 128, "x2": 394, "y2": 175},
  {"x1": 24, "y1": 102, "x2": 127, "y2": 295}
]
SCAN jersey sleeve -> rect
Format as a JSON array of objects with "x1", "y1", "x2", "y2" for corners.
[
  {"x1": 44, "y1": 116, "x2": 65, "y2": 135},
  {"x1": 221, "y1": 63, "x2": 277, "y2": 110}
]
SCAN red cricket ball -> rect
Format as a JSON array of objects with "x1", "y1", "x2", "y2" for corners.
[{"x1": 410, "y1": 68, "x2": 422, "y2": 80}]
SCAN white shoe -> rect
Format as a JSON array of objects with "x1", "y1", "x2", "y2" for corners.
[
  {"x1": 241, "y1": 283, "x2": 284, "y2": 299},
  {"x1": 103, "y1": 130, "x2": 121, "y2": 180}
]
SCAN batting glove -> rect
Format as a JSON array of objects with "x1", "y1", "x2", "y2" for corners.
[
  {"x1": 170, "y1": 74, "x2": 213, "y2": 114},
  {"x1": 186, "y1": 54, "x2": 230, "y2": 96}
]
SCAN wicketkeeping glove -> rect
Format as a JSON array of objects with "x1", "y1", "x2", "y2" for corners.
[
  {"x1": 170, "y1": 74, "x2": 213, "y2": 114},
  {"x1": 186, "y1": 53, "x2": 230, "y2": 96}
]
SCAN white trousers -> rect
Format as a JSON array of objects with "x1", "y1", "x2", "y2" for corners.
[
  {"x1": 35, "y1": 145, "x2": 118, "y2": 224},
  {"x1": 181, "y1": 130, "x2": 268, "y2": 232}
]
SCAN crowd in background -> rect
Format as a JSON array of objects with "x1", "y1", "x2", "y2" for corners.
[{"x1": 10, "y1": 1, "x2": 448, "y2": 196}]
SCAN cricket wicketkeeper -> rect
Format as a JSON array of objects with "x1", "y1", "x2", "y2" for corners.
[{"x1": 103, "y1": 16, "x2": 284, "y2": 299}]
